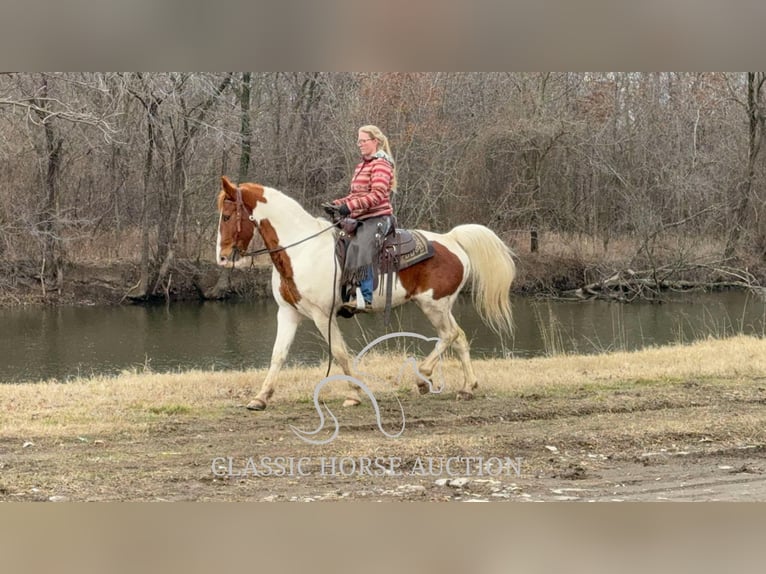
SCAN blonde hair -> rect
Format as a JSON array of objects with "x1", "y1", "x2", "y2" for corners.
[{"x1": 359, "y1": 124, "x2": 397, "y2": 190}]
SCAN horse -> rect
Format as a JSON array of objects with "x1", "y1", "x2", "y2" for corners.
[{"x1": 215, "y1": 175, "x2": 516, "y2": 411}]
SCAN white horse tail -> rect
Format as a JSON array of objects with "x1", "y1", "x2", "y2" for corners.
[{"x1": 445, "y1": 224, "x2": 516, "y2": 337}]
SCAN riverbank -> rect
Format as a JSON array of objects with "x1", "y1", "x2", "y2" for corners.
[
  {"x1": 2, "y1": 335, "x2": 765, "y2": 501},
  {"x1": 0, "y1": 259, "x2": 268, "y2": 307},
  {"x1": 3, "y1": 242, "x2": 764, "y2": 307}
]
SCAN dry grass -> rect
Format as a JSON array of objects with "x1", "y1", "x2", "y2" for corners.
[
  {"x1": 3, "y1": 335, "x2": 766, "y2": 501},
  {"x1": 509, "y1": 230, "x2": 745, "y2": 290},
  {"x1": 480, "y1": 334, "x2": 766, "y2": 389},
  {"x1": 58, "y1": 226, "x2": 736, "y2": 269},
  {"x1": 508, "y1": 229, "x2": 727, "y2": 263},
  {"x1": 3, "y1": 335, "x2": 764, "y2": 441}
]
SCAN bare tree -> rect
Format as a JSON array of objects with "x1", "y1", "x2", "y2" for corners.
[
  {"x1": 237, "y1": 72, "x2": 253, "y2": 182},
  {"x1": 0, "y1": 72, "x2": 119, "y2": 295},
  {"x1": 125, "y1": 72, "x2": 165, "y2": 299},
  {"x1": 2, "y1": 72, "x2": 766, "y2": 303},
  {"x1": 725, "y1": 72, "x2": 765, "y2": 259}
]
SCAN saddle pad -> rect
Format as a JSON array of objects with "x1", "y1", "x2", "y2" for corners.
[{"x1": 392, "y1": 230, "x2": 434, "y2": 270}]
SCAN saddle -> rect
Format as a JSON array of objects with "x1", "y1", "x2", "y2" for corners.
[{"x1": 335, "y1": 217, "x2": 434, "y2": 322}]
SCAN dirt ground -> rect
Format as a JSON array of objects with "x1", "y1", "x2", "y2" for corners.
[{"x1": 3, "y1": 361, "x2": 766, "y2": 502}]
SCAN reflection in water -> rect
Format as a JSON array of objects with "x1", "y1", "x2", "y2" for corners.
[{"x1": 1, "y1": 291, "x2": 764, "y2": 383}]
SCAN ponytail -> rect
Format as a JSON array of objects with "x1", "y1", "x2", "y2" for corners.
[{"x1": 359, "y1": 124, "x2": 397, "y2": 190}]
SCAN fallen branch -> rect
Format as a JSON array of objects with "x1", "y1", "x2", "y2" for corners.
[{"x1": 563, "y1": 265, "x2": 763, "y2": 302}]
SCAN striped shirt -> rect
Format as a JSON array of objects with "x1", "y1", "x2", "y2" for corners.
[{"x1": 335, "y1": 156, "x2": 394, "y2": 220}]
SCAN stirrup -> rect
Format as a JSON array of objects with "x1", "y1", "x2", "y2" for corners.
[
  {"x1": 337, "y1": 287, "x2": 372, "y2": 318},
  {"x1": 340, "y1": 299, "x2": 372, "y2": 312},
  {"x1": 338, "y1": 293, "x2": 372, "y2": 318}
]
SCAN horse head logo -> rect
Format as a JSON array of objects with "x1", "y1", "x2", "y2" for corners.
[{"x1": 290, "y1": 332, "x2": 445, "y2": 445}]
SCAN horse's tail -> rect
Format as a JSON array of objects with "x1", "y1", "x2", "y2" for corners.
[{"x1": 445, "y1": 224, "x2": 516, "y2": 337}]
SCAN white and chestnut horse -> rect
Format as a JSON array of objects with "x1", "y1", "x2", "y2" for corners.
[{"x1": 216, "y1": 175, "x2": 516, "y2": 411}]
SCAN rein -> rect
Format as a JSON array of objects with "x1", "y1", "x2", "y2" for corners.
[
  {"x1": 226, "y1": 186, "x2": 340, "y2": 378},
  {"x1": 228, "y1": 187, "x2": 336, "y2": 258},
  {"x1": 243, "y1": 224, "x2": 336, "y2": 258}
]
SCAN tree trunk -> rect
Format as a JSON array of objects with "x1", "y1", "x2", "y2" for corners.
[
  {"x1": 154, "y1": 73, "x2": 233, "y2": 297},
  {"x1": 43, "y1": 123, "x2": 64, "y2": 293},
  {"x1": 238, "y1": 72, "x2": 252, "y2": 182},
  {"x1": 34, "y1": 75, "x2": 65, "y2": 295},
  {"x1": 137, "y1": 98, "x2": 159, "y2": 298},
  {"x1": 725, "y1": 73, "x2": 764, "y2": 259}
]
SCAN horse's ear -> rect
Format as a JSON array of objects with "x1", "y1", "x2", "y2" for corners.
[{"x1": 221, "y1": 175, "x2": 236, "y2": 197}]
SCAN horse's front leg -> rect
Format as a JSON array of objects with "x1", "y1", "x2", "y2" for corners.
[
  {"x1": 247, "y1": 304, "x2": 303, "y2": 411},
  {"x1": 311, "y1": 310, "x2": 360, "y2": 407}
]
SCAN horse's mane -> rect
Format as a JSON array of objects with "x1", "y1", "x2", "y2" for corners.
[
  {"x1": 258, "y1": 185, "x2": 331, "y2": 229},
  {"x1": 218, "y1": 182, "x2": 329, "y2": 228}
]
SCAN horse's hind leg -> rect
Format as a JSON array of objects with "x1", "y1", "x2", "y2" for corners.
[
  {"x1": 247, "y1": 304, "x2": 302, "y2": 411},
  {"x1": 449, "y1": 321, "x2": 479, "y2": 400},
  {"x1": 311, "y1": 311, "x2": 360, "y2": 407},
  {"x1": 416, "y1": 296, "x2": 478, "y2": 400}
]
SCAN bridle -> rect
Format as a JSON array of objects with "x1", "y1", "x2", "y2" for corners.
[
  {"x1": 220, "y1": 186, "x2": 249, "y2": 260},
  {"x1": 223, "y1": 184, "x2": 341, "y2": 378},
  {"x1": 222, "y1": 186, "x2": 336, "y2": 260}
]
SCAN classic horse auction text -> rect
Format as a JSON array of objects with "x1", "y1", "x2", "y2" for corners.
[{"x1": 212, "y1": 455, "x2": 523, "y2": 478}]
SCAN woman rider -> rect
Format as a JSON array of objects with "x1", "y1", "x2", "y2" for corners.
[{"x1": 323, "y1": 125, "x2": 396, "y2": 315}]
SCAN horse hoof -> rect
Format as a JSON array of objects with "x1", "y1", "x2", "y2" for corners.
[
  {"x1": 342, "y1": 398, "x2": 361, "y2": 407},
  {"x1": 456, "y1": 390, "x2": 474, "y2": 401},
  {"x1": 246, "y1": 399, "x2": 267, "y2": 411}
]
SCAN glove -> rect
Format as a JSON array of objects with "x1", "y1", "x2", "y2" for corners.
[
  {"x1": 337, "y1": 203, "x2": 351, "y2": 217},
  {"x1": 321, "y1": 202, "x2": 340, "y2": 216}
]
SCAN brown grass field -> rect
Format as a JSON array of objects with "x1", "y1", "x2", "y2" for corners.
[{"x1": 2, "y1": 335, "x2": 766, "y2": 502}]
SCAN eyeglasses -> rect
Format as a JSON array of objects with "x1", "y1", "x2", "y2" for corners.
[{"x1": 357, "y1": 138, "x2": 374, "y2": 145}]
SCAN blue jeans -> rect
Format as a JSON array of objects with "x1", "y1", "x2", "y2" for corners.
[{"x1": 359, "y1": 267, "x2": 373, "y2": 303}]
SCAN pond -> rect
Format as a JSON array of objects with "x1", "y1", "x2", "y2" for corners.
[{"x1": 1, "y1": 291, "x2": 764, "y2": 383}]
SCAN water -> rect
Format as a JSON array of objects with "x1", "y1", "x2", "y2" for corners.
[{"x1": 1, "y1": 291, "x2": 764, "y2": 383}]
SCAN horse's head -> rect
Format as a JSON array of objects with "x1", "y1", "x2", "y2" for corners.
[{"x1": 216, "y1": 176, "x2": 258, "y2": 266}]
